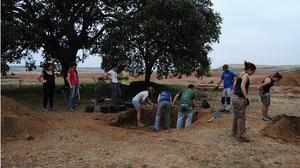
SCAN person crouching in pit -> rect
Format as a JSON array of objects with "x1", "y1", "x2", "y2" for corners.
[
  {"x1": 259, "y1": 72, "x2": 283, "y2": 121},
  {"x1": 132, "y1": 87, "x2": 155, "y2": 127},
  {"x1": 153, "y1": 90, "x2": 173, "y2": 132}
]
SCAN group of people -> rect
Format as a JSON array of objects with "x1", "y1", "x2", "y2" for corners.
[
  {"x1": 37, "y1": 61, "x2": 283, "y2": 143},
  {"x1": 37, "y1": 62, "x2": 80, "y2": 111},
  {"x1": 131, "y1": 84, "x2": 196, "y2": 130},
  {"x1": 215, "y1": 62, "x2": 282, "y2": 142}
]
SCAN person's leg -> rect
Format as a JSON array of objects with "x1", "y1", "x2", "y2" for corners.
[
  {"x1": 136, "y1": 106, "x2": 142, "y2": 126},
  {"x1": 154, "y1": 102, "x2": 164, "y2": 130},
  {"x1": 68, "y1": 85, "x2": 76, "y2": 109},
  {"x1": 176, "y1": 105, "x2": 185, "y2": 129},
  {"x1": 260, "y1": 92, "x2": 271, "y2": 120},
  {"x1": 237, "y1": 99, "x2": 247, "y2": 140},
  {"x1": 111, "y1": 83, "x2": 118, "y2": 105},
  {"x1": 43, "y1": 86, "x2": 49, "y2": 109},
  {"x1": 221, "y1": 89, "x2": 226, "y2": 110},
  {"x1": 185, "y1": 107, "x2": 193, "y2": 128},
  {"x1": 164, "y1": 102, "x2": 171, "y2": 129},
  {"x1": 49, "y1": 87, "x2": 55, "y2": 109},
  {"x1": 225, "y1": 88, "x2": 232, "y2": 111},
  {"x1": 72, "y1": 85, "x2": 78, "y2": 109},
  {"x1": 231, "y1": 97, "x2": 239, "y2": 136}
]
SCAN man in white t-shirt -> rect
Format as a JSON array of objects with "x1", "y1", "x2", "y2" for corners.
[
  {"x1": 105, "y1": 65, "x2": 121, "y2": 105},
  {"x1": 132, "y1": 87, "x2": 154, "y2": 127}
]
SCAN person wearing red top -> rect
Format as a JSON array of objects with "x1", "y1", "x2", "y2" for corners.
[{"x1": 67, "y1": 62, "x2": 79, "y2": 111}]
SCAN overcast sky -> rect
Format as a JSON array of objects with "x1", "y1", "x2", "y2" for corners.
[
  {"x1": 210, "y1": 0, "x2": 300, "y2": 68},
  {"x1": 11, "y1": 0, "x2": 300, "y2": 68}
]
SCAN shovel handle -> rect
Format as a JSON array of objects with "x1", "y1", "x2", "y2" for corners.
[{"x1": 208, "y1": 117, "x2": 216, "y2": 123}]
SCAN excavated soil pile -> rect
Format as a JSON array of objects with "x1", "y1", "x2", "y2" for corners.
[
  {"x1": 109, "y1": 106, "x2": 199, "y2": 129},
  {"x1": 262, "y1": 115, "x2": 300, "y2": 145},
  {"x1": 1, "y1": 96, "x2": 48, "y2": 141}
]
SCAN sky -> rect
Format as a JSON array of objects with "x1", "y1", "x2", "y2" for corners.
[{"x1": 10, "y1": 0, "x2": 300, "y2": 68}]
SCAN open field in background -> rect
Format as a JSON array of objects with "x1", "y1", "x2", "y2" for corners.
[{"x1": 1, "y1": 70, "x2": 300, "y2": 167}]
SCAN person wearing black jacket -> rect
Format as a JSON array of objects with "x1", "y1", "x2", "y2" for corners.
[{"x1": 37, "y1": 63, "x2": 56, "y2": 112}]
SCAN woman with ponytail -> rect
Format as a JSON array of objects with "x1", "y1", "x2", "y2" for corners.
[{"x1": 231, "y1": 61, "x2": 256, "y2": 142}]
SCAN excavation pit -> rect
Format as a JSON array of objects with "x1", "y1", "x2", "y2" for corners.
[{"x1": 109, "y1": 106, "x2": 199, "y2": 130}]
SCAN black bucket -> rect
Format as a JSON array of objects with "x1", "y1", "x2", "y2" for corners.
[{"x1": 85, "y1": 105, "x2": 95, "y2": 113}]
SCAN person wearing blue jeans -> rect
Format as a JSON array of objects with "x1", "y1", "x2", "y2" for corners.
[
  {"x1": 153, "y1": 91, "x2": 172, "y2": 132},
  {"x1": 172, "y1": 84, "x2": 196, "y2": 129},
  {"x1": 68, "y1": 84, "x2": 78, "y2": 109},
  {"x1": 67, "y1": 62, "x2": 79, "y2": 111}
]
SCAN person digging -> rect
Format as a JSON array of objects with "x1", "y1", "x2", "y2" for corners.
[
  {"x1": 172, "y1": 84, "x2": 196, "y2": 129},
  {"x1": 131, "y1": 87, "x2": 155, "y2": 127},
  {"x1": 153, "y1": 90, "x2": 173, "y2": 132}
]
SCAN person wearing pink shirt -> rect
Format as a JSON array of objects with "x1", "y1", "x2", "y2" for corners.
[{"x1": 67, "y1": 62, "x2": 79, "y2": 111}]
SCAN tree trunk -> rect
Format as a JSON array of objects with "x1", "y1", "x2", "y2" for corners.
[
  {"x1": 60, "y1": 49, "x2": 78, "y2": 87},
  {"x1": 145, "y1": 65, "x2": 152, "y2": 85}
]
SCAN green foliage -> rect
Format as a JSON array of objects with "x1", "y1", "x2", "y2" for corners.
[
  {"x1": 1, "y1": 0, "x2": 133, "y2": 78},
  {"x1": 100, "y1": 0, "x2": 222, "y2": 82}
]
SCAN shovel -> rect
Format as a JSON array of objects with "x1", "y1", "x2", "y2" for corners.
[{"x1": 208, "y1": 111, "x2": 222, "y2": 123}]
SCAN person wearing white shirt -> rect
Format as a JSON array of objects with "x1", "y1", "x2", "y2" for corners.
[
  {"x1": 132, "y1": 87, "x2": 155, "y2": 127},
  {"x1": 105, "y1": 65, "x2": 121, "y2": 105}
]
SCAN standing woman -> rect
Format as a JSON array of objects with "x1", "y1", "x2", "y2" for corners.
[
  {"x1": 231, "y1": 61, "x2": 256, "y2": 142},
  {"x1": 67, "y1": 62, "x2": 79, "y2": 111},
  {"x1": 119, "y1": 65, "x2": 130, "y2": 103},
  {"x1": 37, "y1": 63, "x2": 56, "y2": 112}
]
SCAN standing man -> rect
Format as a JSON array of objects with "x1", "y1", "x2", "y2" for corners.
[
  {"x1": 105, "y1": 65, "x2": 121, "y2": 105},
  {"x1": 172, "y1": 84, "x2": 196, "y2": 129},
  {"x1": 153, "y1": 90, "x2": 173, "y2": 132},
  {"x1": 215, "y1": 64, "x2": 237, "y2": 113},
  {"x1": 67, "y1": 62, "x2": 79, "y2": 111},
  {"x1": 259, "y1": 72, "x2": 283, "y2": 121}
]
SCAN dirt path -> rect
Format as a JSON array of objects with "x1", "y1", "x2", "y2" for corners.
[{"x1": 2, "y1": 89, "x2": 300, "y2": 168}]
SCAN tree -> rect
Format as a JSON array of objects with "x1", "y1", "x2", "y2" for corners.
[
  {"x1": 1, "y1": 0, "x2": 132, "y2": 84},
  {"x1": 100, "y1": 0, "x2": 222, "y2": 83}
]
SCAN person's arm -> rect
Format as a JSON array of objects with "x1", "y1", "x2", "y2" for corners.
[
  {"x1": 241, "y1": 74, "x2": 249, "y2": 99},
  {"x1": 157, "y1": 95, "x2": 160, "y2": 104},
  {"x1": 172, "y1": 93, "x2": 179, "y2": 106},
  {"x1": 104, "y1": 71, "x2": 111, "y2": 80},
  {"x1": 215, "y1": 73, "x2": 224, "y2": 89},
  {"x1": 170, "y1": 96, "x2": 174, "y2": 106},
  {"x1": 259, "y1": 78, "x2": 271, "y2": 91},
  {"x1": 67, "y1": 71, "x2": 72, "y2": 88},
  {"x1": 37, "y1": 73, "x2": 45, "y2": 83}
]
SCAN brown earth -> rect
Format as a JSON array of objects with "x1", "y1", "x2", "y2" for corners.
[
  {"x1": 2, "y1": 71, "x2": 300, "y2": 167},
  {"x1": 1, "y1": 96, "x2": 48, "y2": 141},
  {"x1": 261, "y1": 115, "x2": 300, "y2": 145}
]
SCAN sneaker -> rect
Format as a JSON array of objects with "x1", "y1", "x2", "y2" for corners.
[
  {"x1": 73, "y1": 107, "x2": 79, "y2": 110},
  {"x1": 237, "y1": 137, "x2": 250, "y2": 142},
  {"x1": 262, "y1": 116, "x2": 271, "y2": 121},
  {"x1": 224, "y1": 109, "x2": 230, "y2": 114},
  {"x1": 153, "y1": 128, "x2": 160, "y2": 132},
  {"x1": 138, "y1": 123, "x2": 146, "y2": 127},
  {"x1": 42, "y1": 108, "x2": 49, "y2": 112},
  {"x1": 67, "y1": 108, "x2": 74, "y2": 111}
]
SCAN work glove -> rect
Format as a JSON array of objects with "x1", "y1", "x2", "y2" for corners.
[{"x1": 245, "y1": 98, "x2": 250, "y2": 106}]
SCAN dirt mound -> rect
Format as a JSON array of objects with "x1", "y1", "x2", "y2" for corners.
[
  {"x1": 261, "y1": 115, "x2": 300, "y2": 145},
  {"x1": 109, "y1": 106, "x2": 199, "y2": 129},
  {"x1": 1, "y1": 96, "x2": 48, "y2": 141}
]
